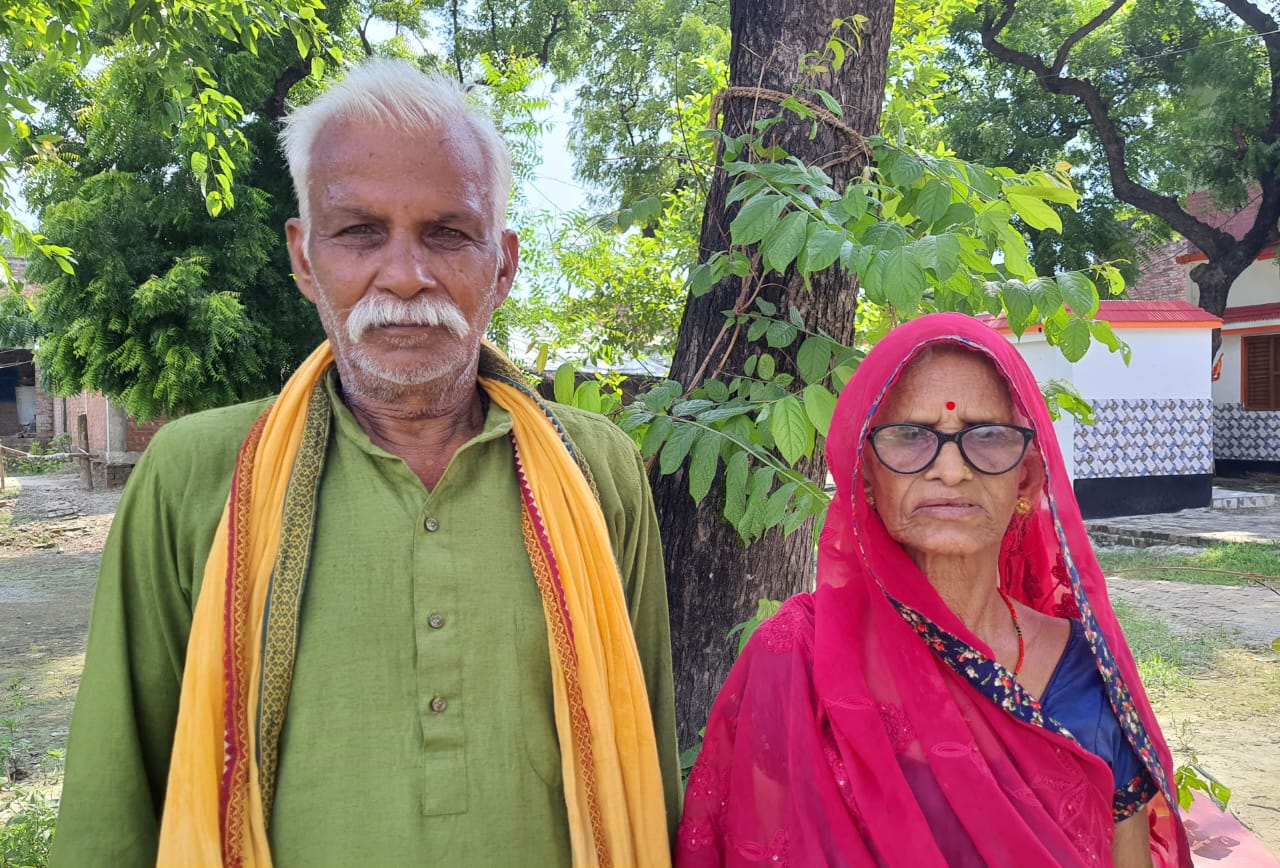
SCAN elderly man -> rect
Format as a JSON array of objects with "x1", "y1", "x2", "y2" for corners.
[{"x1": 51, "y1": 59, "x2": 679, "y2": 867}]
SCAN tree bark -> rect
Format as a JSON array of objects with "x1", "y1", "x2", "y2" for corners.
[{"x1": 654, "y1": 0, "x2": 895, "y2": 746}]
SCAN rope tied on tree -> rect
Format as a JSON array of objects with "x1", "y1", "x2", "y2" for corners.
[{"x1": 707, "y1": 85, "x2": 873, "y2": 169}]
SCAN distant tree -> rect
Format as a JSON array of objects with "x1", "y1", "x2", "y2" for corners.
[{"x1": 968, "y1": 0, "x2": 1280, "y2": 350}]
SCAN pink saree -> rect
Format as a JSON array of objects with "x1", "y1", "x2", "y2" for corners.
[{"x1": 676, "y1": 313, "x2": 1190, "y2": 867}]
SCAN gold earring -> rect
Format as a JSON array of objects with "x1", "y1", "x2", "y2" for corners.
[
  {"x1": 1015, "y1": 497, "x2": 1032, "y2": 515},
  {"x1": 865, "y1": 491, "x2": 876, "y2": 508}
]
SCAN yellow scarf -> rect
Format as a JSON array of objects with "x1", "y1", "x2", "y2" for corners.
[{"x1": 157, "y1": 342, "x2": 670, "y2": 867}]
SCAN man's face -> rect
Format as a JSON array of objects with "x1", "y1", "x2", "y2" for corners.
[{"x1": 286, "y1": 119, "x2": 519, "y2": 403}]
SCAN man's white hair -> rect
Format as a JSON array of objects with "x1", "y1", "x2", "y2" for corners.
[{"x1": 280, "y1": 58, "x2": 513, "y2": 230}]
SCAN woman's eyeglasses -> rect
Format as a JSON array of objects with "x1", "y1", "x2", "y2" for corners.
[{"x1": 868, "y1": 423, "x2": 1035, "y2": 475}]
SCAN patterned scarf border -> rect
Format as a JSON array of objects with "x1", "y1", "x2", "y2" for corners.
[
  {"x1": 220, "y1": 411, "x2": 269, "y2": 868},
  {"x1": 255, "y1": 381, "x2": 331, "y2": 826},
  {"x1": 514, "y1": 438, "x2": 610, "y2": 866}
]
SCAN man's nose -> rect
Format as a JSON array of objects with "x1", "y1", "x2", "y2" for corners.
[{"x1": 376, "y1": 234, "x2": 439, "y2": 298}]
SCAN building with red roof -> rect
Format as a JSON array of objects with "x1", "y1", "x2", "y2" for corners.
[{"x1": 1126, "y1": 190, "x2": 1280, "y2": 474}]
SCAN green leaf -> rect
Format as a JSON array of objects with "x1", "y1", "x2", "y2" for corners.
[
  {"x1": 765, "y1": 320, "x2": 799, "y2": 348},
  {"x1": 553, "y1": 362, "x2": 576, "y2": 404},
  {"x1": 730, "y1": 194, "x2": 789, "y2": 246},
  {"x1": 724, "y1": 451, "x2": 750, "y2": 527},
  {"x1": 190, "y1": 151, "x2": 208, "y2": 175},
  {"x1": 1058, "y1": 317, "x2": 1091, "y2": 362},
  {"x1": 640, "y1": 414, "x2": 672, "y2": 459},
  {"x1": 762, "y1": 482, "x2": 798, "y2": 532},
  {"x1": 1006, "y1": 190, "x2": 1063, "y2": 232},
  {"x1": 878, "y1": 246, "x2": 927, "y2": 311},
  {"x1": 887, "y1": 153, "x2": 924, "y2": 186},
  {"x1": 660, "y1": 422, "x2": 700, "y2": 475},
  {"x1": 803, "y1": 384, "x2": 838, "y2": 436},
  {"x1": 757, "y1": 353, "x2": 776, "y2": 380},
  {"x1": 573, "y1": 380, "x2": 602, "y2": 414},
  {"x1": 703, "y1": 379, "x2": 730, "y2": 402},
  {"x1": 762, "y1": 210, "x2": 808, "y2": 274},
  {"x1": 839, "y1": 185, "x2": 870, "y2": 221},
  {"x1": 1001, "y1": 280, "x2": 1035, "y2": 336},
  {"x1": 642, "y1": 380, "x2": 682, "y2": 413},
  {"x1": 914, "y1": 180, "x2": 952, "y2": 227},
  {"x1": 755, "y1": 297, "x2": 778, "y2": 316},
  {"x1": 863, "y1": 221, "x2": 909, "y2": 251},
  {"x1": 771, "y1": 395, "x2": 814, "y2": 465},
  {"x1": 804, "y1": 228, "x2": 846, "y2": 273},
  {"x1": 688, "y1": 262, "x2": 718, "y2": 298},
  {"x1": 832, "y1": 365, "x2": 857, "y2": 390},
  {"x1": 930, "y1": 235, "x2": 961, "y2": 281},
  {"x1": 796, "y1": 336, "x2": 832, "y2": 385},
  {"x1": 747, "y1": 317, "x2": 770, "y2": 342},
  {"x1": 687, "y1": 430, "x2": 720, "y2": 505},
  {"x1": 1057, "y1": 271, "x2": 1099, "y2": 316}
]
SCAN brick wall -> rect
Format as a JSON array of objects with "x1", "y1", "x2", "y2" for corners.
[
  {"x1": 127, "y1": 417, "x2": 166, "y2": 452},
  {"x1": 33, "y1": 379, "x2": 54, "y2": 438},
  {"x1": 55, "y1": 393, "x2": 111, "y2": 454},
  {"x1": 1127, "y1": 239, "x2": 1190, "y2": 301}
]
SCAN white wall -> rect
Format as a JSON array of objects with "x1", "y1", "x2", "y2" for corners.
[
  {"x1": 1074, "y1": 329, "x2": 1212, "y2": 399},
  {"x1": 1003, "y1": 330, "x2": 1076, "y2": 479},
  {"x1": 1188, "y1": 257, "x2": 1280, "y2": 308},
  {"x1": 1214, "y1": 333, "x2": 1243, "y2": 404}
]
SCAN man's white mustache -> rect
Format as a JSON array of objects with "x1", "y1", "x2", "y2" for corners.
[{"x1": 346, "y1": 293, "x2": 470, "y2": 342}]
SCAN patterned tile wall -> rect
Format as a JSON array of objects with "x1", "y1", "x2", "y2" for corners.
[
  {"x1": 1214, "y1": 402, "x2": 1280, "y2": 461},
  {"x1": 1074, "y1": 398, "x2": 1213, "y2": 479}
]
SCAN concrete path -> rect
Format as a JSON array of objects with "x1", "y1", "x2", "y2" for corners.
[
  {"x1": 1087, "y1": 506, "x2": 1280, "y2": 547},
  {"x1": 1105, "y1": 576, "x2": 1280, "y2": 647}
]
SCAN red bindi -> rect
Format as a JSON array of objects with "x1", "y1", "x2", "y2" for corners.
[{"x1": 945, "y1": 401, "x2": 956, "y2": 411}]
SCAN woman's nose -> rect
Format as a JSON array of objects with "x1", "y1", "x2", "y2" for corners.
[{"x1": 926, "y1": 441, "x2": 970, "y2": 483}]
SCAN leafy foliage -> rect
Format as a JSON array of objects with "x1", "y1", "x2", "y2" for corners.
[
  {"x1": 616, "y1": 84, "x2": 1126, "y2": 544},
  {"x1": 19, "y1": 43, "x2": 332, "y2": 419},
  {"x1": 939, "y1": 0, "x2": 1280, "y2": 307},
  {"x1": 0, "y1": 0, "x2": 335, "y2": 252}
]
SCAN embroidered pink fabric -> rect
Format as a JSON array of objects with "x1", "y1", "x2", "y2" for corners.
[{"x1": 676, "y1": 313, "x2": 1190, "y2": 867}]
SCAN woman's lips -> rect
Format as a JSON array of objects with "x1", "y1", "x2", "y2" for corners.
[{"x1": 912, "y1": 498, "x2": 982, "y2": 516}]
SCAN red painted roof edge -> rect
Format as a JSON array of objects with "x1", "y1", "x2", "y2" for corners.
[
  {"x1": 978, "y1": 300, "x2": 1221, "y2": 331},
  {"x1": 1223, "y1": 302, "x2": 1280, "y2": 324}
]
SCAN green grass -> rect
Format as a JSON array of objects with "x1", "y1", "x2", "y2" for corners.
[
  {"x1": 1112, "y1": 600, "x2": 1235, "y2": 692},
  {"x1": 1097, "y1": 542, "x2": 1280, "y2": 587}
]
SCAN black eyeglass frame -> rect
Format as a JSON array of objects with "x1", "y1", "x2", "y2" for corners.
[{"x1": 867, "y1": 423, "x2": 1036, "y2": 476}]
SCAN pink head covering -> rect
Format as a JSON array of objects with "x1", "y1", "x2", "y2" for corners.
[{"x1": 677, "y1": 313, "x2": 1189, "y2": 867}]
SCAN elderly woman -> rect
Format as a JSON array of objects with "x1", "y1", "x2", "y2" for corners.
[{"x1": 676, "y1": 313, "x2": 1189, "y2": 867}]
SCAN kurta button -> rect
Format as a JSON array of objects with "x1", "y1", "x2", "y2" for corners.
[
  {"x1": 427, "y1": 613, "x2": 445, "y2": 629},
  {"x1": 423, "y1": 516, "x2": 439, "y2": 532},
  {"x1": 430, "y1": 695, "x2": 448, "y2": 713}
]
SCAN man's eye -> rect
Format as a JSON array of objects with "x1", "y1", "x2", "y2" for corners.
[{"x1": 339, "y1": 224, "x2": 376, "y2": 236}]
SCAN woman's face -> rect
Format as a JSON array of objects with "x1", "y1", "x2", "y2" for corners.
[{"x1": 862, "y1": 347, "x2": 1041, "y2": 568}]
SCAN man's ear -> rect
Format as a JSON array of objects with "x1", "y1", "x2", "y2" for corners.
[
  {"x1": 286, "y1": 218, "x2": 318, "y2": 304},
  {"x1": 492, "y1": 229, "x2": 519, "y2": 306}
]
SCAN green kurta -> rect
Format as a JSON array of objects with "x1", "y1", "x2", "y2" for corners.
[{"x1": 51, "y1": 374, "x2": 681, "y2": 867}]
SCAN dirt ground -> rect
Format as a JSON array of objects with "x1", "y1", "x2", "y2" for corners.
[
  {"x1": 0, "y1": 472, "x2": 1277, "y2": 857},
  {"x1": 0, "y1": 473, "x2": 121, "y2": 800}
]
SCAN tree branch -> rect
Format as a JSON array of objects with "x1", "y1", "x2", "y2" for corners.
[
  {"x1": 1052, "y1": 0, "x2": 1127, "y2": 75},
  {"x1": 261, "y1": 61, "x2": 308, "y2": 121},
  {"x1": 979, "y1": 0, "x2": 1239, "y2": 260},
  {"x1": 1215, "y1": 0, "x2": 1280, "y2": 143},
  {"x1": 538, "y1": 11, "x2": 565, "y2": 66}
]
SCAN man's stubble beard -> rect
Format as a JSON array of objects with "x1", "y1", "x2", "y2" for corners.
[{"x1": 313, "y1": 281, "x2": 501, "y2": 408}]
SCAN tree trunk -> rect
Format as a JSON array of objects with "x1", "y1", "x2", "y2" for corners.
[{"x1": 654, "y1": 0, "x2": 895, "y2": 746}]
